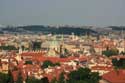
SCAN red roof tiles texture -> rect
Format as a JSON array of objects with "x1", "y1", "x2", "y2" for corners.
[{"x1": 102, "y1": 69, "x2": 125, "y2": 83}]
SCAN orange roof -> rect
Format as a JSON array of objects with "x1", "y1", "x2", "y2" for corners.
[
  {"x1": 111, "y1": 55, "x2": 125, "y2": 59},
  {"x1": 12, "y1": 70, "x2": 19, "y2": 82},
  {"x1": 34, "y1": 56, "x2": 87, "y2": 63},
  {"x1": 102, "y1": 69, "x2": 125, "y2": 83},
  {"x1": 21, "y1": 52, "x2": 44, "y2": 56},
  {"x1": 91, "y1": 65, "x2": 113, "y2": 71}
]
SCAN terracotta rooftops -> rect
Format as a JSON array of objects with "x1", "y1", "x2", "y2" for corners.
[{"x1": 102, "y1": 69, "x2": 125, "y2": 83}]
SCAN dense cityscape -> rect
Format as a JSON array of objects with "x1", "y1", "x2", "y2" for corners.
[
  {"x1": 0, "y1": 26, "x2": 125, "y2": 83},
  {"x1": 1, "y1": 0, "x2": 125, "y2": 83}
]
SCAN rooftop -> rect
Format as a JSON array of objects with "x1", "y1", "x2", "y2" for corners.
[{"x1": 102, "y1": 69, "x2": 125, "y2": 83}]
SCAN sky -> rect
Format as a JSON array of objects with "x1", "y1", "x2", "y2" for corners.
[{"x1": 0, "y1": 0, "x2": 125, "y2": 26}]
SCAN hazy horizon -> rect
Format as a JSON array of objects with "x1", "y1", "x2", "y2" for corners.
[{"x1": 0, "y1": 0, "x2": 125, "y2": 26}]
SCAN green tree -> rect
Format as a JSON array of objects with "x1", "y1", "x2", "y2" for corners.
[
  {"x1": 25, "y1": 60, "x2": 32, "y2": 65},
  {"x1": 78, "y1": 67, "x2": 91, "y2": 80},
  {"x1": 67, "y1": 67, "x2": 100, "y2": 83},
  {"x1": 41, "y1": 77, "x2": 49, "y2": 83},
  {"x1": 90, "y1": 72, "x2": 100, "y2": 83},
  {"x1": 8, "y1": 70, "x2": 14, "y2": 83},
  {"x1": 42, "y1": 60, "x2": 60, "y2": 69},
  {"x1": 42, "y1": 60, "x2": 54, "y2": 68},
  {"x1": 27, "y1": 77, "x2": 49, "y2": 83},
  {"x1": 54, "y1": 62, "x2": 60, "y2": 66},
  {"x1": 16, "y1": 71, "x2": 23, "y2": 83},
  {"x1": 51, "y1": 77, "x2": 58, "y2": 83},
  {"x1": 0, "y1": 72, "x2": 9, "y2": 83},
  {"x1": 76, "y1": 80, "x2": 88, "y2": 83},
  {"x1": 32, "y1": 42, "x2": 41, "y2": 51},
  {"x1": 26, "y1": 77, "x2": 42, "y2": 83},
  {"x1": 0, "y1": 45, "x2": 18, "y2": 50},
  {"x1": 102, "y1": 48, "x2": 119, "y2": 57},
  {"x1": 112, "y1": 58, "x2": 125, "y2": 69},
  {"x1": 58, "y1": 72, "x2": 65, "y2": 83}
]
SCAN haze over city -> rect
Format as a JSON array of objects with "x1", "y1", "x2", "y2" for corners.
[
  {"x1": 1, "y1": 0, "x2": 125, "y2": 83},
  {"x1": 0, "y1": 0, "x2": 125, "y2": 26}
]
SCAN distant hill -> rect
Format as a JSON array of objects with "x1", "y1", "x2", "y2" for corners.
[
  {"x1": 1, "y1": 25, "x2": 125, "y2": 35},
  {"x1": 108, "y1": 26, "x2": 125, "y2": 30},
  {"x1": 18, "y1": 25, "x2": 97, "y2": 35},
  {"x1": 1, "y1": 25, "x2": 97, "y2": 35}
]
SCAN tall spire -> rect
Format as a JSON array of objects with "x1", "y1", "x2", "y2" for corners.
[{"x1": 19, "y1": 47, "x2": 22, "y2": 54}]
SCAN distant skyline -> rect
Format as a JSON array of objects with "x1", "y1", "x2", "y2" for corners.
[{"x1": 0, "y1": 0, "x2": 125, "y2": 26}]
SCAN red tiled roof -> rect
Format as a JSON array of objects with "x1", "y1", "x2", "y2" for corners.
[
  {"x1": 17, "y1": 61, "x2": 24, "y2": 69},
  {"x1": 21, "y1": 52, "x2": 87, "y2": 63},
  {"x1": 43, "y1": 64, "x2": 80, "y2": 82},
  {"x1": 12, "y1": 70, "x2": 19, "y2": 82},
  {"x1": 91, "y1": 65, "x2": 113, "y2": 71},
  {"x1": 102, "y1": 69, "x2": 125, "y2": 83},
  {"x1": 43, "y1": 69, "x2": 63, "y2": 82},
  {"x1": 21, "y1": 52, "x2": 44, "y2": 56},
  {"x1": 34, "y1": 56, "x2": 87, "y2": 63},
  {"x1": 111, "y1": 55, "x2": 125, "y2": 59}
]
